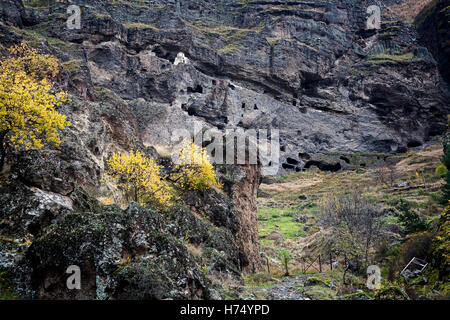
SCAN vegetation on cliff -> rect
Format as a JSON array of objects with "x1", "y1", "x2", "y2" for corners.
[
  {"x1": 0, "y1": 43, "x2": 70, "y2": 171},
  {"x1": 244, "y1": 141, "x2": 449, "y2": 300},
  {"x1": 0, "y1": 0, "x2": 449, "y2": 301}
]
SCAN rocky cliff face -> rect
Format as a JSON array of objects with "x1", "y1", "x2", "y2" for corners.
[
  {"x1": 1, "y1": 164, "x2": 261, "y2": 299},
  {"x1": 2, "y1": 0, "x2": 449, "y2": 175},
  {"x1": 416, "y1": 0, "x2": 450, "y2": 83},
  {"x1": 0, "y1": 0, "x2": 449, "y2": 299}
]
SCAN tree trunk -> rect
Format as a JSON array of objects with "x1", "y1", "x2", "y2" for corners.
[
  {"x1": 0, "y1": 131, "x2": 7, "y2": 173},
  {"x1": 132, "y1": 182, "x2": 138, "y2": 203},
  {"x1": 343, "y1": 265, "x2": 349, "y2": 285},
  {"x1": 0, "y1": 151, "x2": 5, "y2": 173},
  {"x1": 365, "y1": 241, "x2": 370, "y2": 267},
  {"x1": 365, "y1": 225, "x2": 373, "y2": 267}
]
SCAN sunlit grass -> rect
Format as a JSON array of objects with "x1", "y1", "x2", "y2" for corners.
[{"x1": 258, "y1": 206, "x2": 306, "y2": 240}]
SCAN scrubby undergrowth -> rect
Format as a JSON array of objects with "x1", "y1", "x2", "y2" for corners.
[{"x1": 237, "y1": 142, "x2": 449, "y2": 300}]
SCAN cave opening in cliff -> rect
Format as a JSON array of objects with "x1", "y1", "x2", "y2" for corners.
[{"x1": 304, "y1": 160, "x2": 342, "y2": 172}]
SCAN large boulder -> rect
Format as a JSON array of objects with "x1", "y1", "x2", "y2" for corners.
[{"x1": 14, "y1": 203, "x2": 212, "y2": 300}]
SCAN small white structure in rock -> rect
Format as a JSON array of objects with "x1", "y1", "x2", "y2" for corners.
[
  {"x1": 366, "y1": 5, "x2": 381, "y2": 30},
  {"x1": 174, "y1": 52, "x2": 190, "y2": 66}
]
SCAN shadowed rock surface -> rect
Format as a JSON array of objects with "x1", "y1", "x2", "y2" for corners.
[
  {"x1": 0, "y1": 0, "x2": 449, "y2": 299},
  {"x1": 1, "y1": 0, "x2": 448, "y2": 175},
  {"x1": 416, "y1": 0, "x2": 450, "y2": 82}
]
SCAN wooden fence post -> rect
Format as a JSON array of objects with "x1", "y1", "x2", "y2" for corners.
[{"x1": 330, "y1": 252, "x2": 333, "y2": 270}]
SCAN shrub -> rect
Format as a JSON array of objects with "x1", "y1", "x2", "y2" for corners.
[
  {"x1": 0, "y1": 43, "x2": 70, "y2": 171},
  {"x1": 441, "y1": 143, "x2": 450, "y2": 204},
  {"x1": 106, "y1": 150, "x2": 172, "y2": 207},
  {"x1": 172, "y1": 140, "x2": 220, "y2": 192},
  {"x1": 394, "y1": 199, "x2": 430, "y2": 235},
  {"x1": 436, "y1": 164, "x2": 447, "y2": 176},
  {"x1": 279, "y1": 249, "x2": 292, "y2": 276},
  {"x1": 320, "y1": 192, "x2": 385, "y2": 269},
  {"x1": 373, "y1": 164, "x2": 401, "y2": 188},
  {"x1": 399, "y1": 232, "x2": 434, "y2": 266},
  {"x1": 431, "y1": 205, "x2": 450, "y2": 280}
]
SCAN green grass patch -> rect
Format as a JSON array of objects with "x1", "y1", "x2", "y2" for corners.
[
  {"x1": 297, "y1": 285, "x2": 337, "y2": 300},
  {"x1": 23, "y1": 0, "x2": 49, "y2": 8},
  {"x1": 123, "y1": 23, "x2": 160, "y2": 31},
  {"x1": 62, "y1": 59, "x2": 84, "y2": 74},
  {"x1": 366, "y1": 52, "x2": 423, "y2": 66},
  {"x1": 258, "y1": 206, "x2": 304, "y2": 240},
  {"x1": 244, "y1": 272, "x2": 278, "y2": 288}
]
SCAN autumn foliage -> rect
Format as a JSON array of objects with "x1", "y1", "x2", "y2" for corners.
[
  {"x1": 0, "y1": 43, "x2": 70, "y2": 171},
  {"x1": 106, "y1": 150, "x2": 172, "y2": 207},
  {"x1": 173, "y1": 140, "x2": 220, "y2": 192},
  {"x1": 106, "y1": 141, "x2": 220, "y2": 208}
]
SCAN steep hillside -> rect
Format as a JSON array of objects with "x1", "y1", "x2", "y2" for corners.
[
  {"x1": 1, "y1": 0, "x2": 449, "y2": 173},
  {"x1": 0, "y1": 0, "x2": 449, "y2": 300},
  {"x1": 240, "y1": 141, "x2": 449, "y2": 300}
]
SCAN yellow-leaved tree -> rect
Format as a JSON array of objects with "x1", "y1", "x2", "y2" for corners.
[
  {"x1": 0, "y1": 43, "x2": 70, "y2": 171},
  {"x1": 106, "y1": 150, "x2": 172, "y2": 207},
  {"x1": 173, "y1": 140, "x2": 220, "y2": 192}
]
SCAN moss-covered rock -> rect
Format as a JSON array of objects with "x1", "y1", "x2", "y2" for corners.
[
  {"x1": 375, "y1": 285, "x2": 410, "y2": 300},
  {"x1": 166, "y1": 204, "x2": 243, "y2": 277},
  {"x1": 15, "y1": 202, "x2": 212, "y2": 299}
]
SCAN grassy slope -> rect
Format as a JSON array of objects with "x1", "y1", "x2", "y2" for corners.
[{"x1": 244, "y1": 142, "x2": 448, "y2": 300}]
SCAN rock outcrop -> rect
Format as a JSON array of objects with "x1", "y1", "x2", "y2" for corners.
[
  {"x1": 16, "y1": 202, "x2": 212, "y2": 299},
  {"x1": 416, "y1": 0, "x2": 450, "y2": 82},
  {"x1": 1, "y1": 0, "x2": 448, "y2": 176},
  {"x1": 0, "y1": 0, "x2": 449, "y2": 299},
  {"x1": 2, "y1": 176, "x2": 262, "y2": 299}
]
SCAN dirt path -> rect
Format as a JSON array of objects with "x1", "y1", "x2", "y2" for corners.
[{"x1": 265, "y1": 276, "x2": 308, "y2": 300}]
